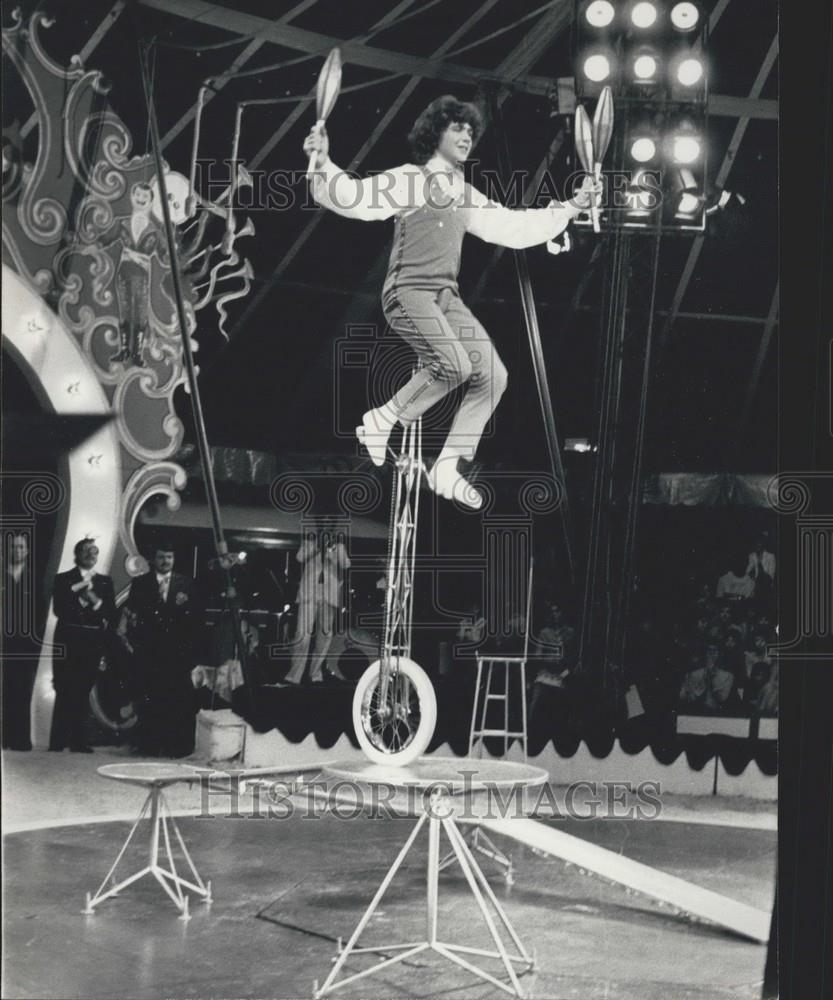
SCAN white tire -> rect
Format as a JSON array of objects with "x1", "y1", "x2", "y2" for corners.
[{"x1": 352, "y1": 657, "x2": 437, "y2": 767}]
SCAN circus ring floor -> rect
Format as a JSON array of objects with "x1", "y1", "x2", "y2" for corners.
[{"x1": 2, "y1": 749, "x2": 775, "y2": 1000}]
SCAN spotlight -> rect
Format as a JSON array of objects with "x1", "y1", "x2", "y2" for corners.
[
  {"x1": 677, "y1": 192, "x2": 701, "y2": 215},
  {"x1": 676, "y1": 56, "x2": 704, "y2": 86},
  {"x1": 624, "y1": 169, "x2": 660, "y2": 217},
  {"x1": 672, "y1": 168, "x2": 704, "y2": 219},
  {"x1": 670, "y1": 2, "x2": 700, "y2": 31},
  {"x1": 585, "y1": 1, "x2": 615, "y2": 27},
  {"x1": 631, "y1": 2, "x2": 658, "y2": 29},
  {"x1": 630, "y1": 136, "x2": 657, "y2": 162},
  {"x1": 633, "y1": 53, "x2": 658, "y2": 80},
  {"x1": 671, "y1": 133, "x2": 701, "y2": 164},
  {"x1": 583, "y1": 53, "x2": 612, "y2": 82}
]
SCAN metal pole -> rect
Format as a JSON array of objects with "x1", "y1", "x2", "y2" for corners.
[
  {"x1": 489, "y1": 93, "x2": 575, "y2": 584},
  {"x1": 138, "y1": 42, "x2": 254, "y2": 701}
]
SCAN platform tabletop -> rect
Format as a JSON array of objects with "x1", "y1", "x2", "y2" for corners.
[
  {"x1": 96, "y1": 763, "x2": 206, "y2": 786},
  {"x1": 324, "y1": 757, "x2": 549, "y2": 793}
]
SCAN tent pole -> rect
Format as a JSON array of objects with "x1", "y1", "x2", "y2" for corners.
[{"x1": 138, "y1": 41, "x2": 255, "y2": 708}]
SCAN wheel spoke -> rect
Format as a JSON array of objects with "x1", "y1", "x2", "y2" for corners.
[{"x1": 361, "y1": 667, "x2": 422, "y2": 754}]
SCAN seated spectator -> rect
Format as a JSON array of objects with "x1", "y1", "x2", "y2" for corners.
[
  {"x1": 706, "y1": 623, "x2": 725, "y2": 649},
  {"x1": 716, "y1": 557, "x2": 755, "y2": 601},
  {"x1": 690, "y1": 609, "x2": 713, "y2": 651},
  {"x1": 679, "y1": 644, "x2": 735, "y2": 710},
  {"x1": 455, "y1": 602, "x2": 486, "y2": 647},
  {"x1": 746, "y1": 533, "x2": 775, "y2": 584},
  {"x1": 721, "y1": 629, "x2": 747, "y2": 692},
  {"x1": 744, "y1": 631, "x2": 772, "y2": 678},
  {"x1": 745, "y1": 656, "x2": 775, "y2": 711},
  {"x1": 532, "y1": 600, "x2": 576, "y2": 674},
  {"x1": 529, "y1": 600, "x2": 576, "y2": 743},
  {"x1": 715, "y1": 602, "x2": 736, "y2": 637},
  {"x1": 754, "y1": 661, "x2": 778, "y2": 714}
]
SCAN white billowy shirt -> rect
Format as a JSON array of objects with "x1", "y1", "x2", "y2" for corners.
[{"x1": 310, "y1": 154, "x2": 579, "y2": 250}]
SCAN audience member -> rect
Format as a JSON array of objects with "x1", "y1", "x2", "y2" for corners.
[
  {"x1": 628, "y1": 525, "x2": 778, "y2": 724},
  {"x1": 715, "y1": 602, "x2": 736, "y2": 637},
  {"x1": 285, "y1": 529, "x2": 350, "y2": 684},
  {"x1": 721, "y1": 629, "x2": 747, "y2": 691},
  {"x1": 746, "y1": 533, "x2": 776, "y2": 584},
  {"x1": 120, "y1": 546, "x2": 198, "y2": 757},
  {"x1": 456, "y1": 601, "x2": 486, "y2": 646},
  {"x1": 529, "y1": 600, "x2": 576, "y2": 736},
  {"x1": 744, "y1": 631, "x2": 772, "y2": 678},
  {"x1": 753, "y1": 661, "x2": 778, "y2": 714},
  {"x1": 716, "y1": 557, "x2": 755, "y2": 601},
  {"x1": 744, "y1": 640, "x2": 775, "y2": 711},
  {"x1": 532, "y1": 600, "x2": 576, "y2": 677},
  {"x1": 1, "y1": 533, "x2": 40, "y2": 751},
  {"x1": 49, "y1": 539, "x2": 116, "y2": 752},
  {"x1": 679, "y1": 644, "x2": 735, "y2": 710}
]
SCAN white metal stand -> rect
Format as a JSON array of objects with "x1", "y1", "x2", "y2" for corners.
[
  {"x1": 469, "y1": 654, "x2": 530, "y2": 761},
  {"x1": 313, "y1": 788, "x2": 534, "y2": 998},
  {"x1": 469, "y1": 559, "x2": 534, "y2": 763},
  {"x1": 84, "y1": 765, "x2": 212, "y2": 919},
  {"x1": 439, "y1": 824, "x2": 515, "y2": 884}
]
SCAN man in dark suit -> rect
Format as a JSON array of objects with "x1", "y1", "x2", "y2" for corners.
[
  {"x1": 2, "y1": 533, "x2": 41, "y2": 751},
  {"x1": 121, "y1": 545, "x2": 198, "y2": 757},
  {"x1": 50, "y1": 538, "x2": 116, "y2": 752}
]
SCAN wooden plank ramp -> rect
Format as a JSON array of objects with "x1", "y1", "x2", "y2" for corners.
[{"x1": 478, "y1": 817, "x2": 771, "y2": 943}]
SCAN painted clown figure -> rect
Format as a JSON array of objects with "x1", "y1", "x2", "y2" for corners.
[
  {"x1": 96, "y1": 181, "x2": 169, "y2": 367},
  {"x1": 305, "y1": 96, "x2": 599, "y2": 509}
]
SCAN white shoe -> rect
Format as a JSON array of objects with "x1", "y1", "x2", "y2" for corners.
[
  {"x1": 356, "y1": 408, "x2": 394, "y2": 467},
  {"x1": 427, "y1": 457, "x2": 483, "y2": 510}
]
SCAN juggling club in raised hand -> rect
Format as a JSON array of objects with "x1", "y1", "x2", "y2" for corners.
[
  {"x1": 574, "y1": 103, "x2": 598, "y2": 231},
  {"x1": 590, "y1": 85, "x2": 614, "y2": 233},
  {"x1": 307, "y1": 47, "x2": 342, "y2": 177}
]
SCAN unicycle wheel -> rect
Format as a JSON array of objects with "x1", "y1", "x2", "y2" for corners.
[{"x1": 352, "y1": 657, "x2": 437, "y2": 766}]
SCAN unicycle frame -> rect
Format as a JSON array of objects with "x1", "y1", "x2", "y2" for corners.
[{"x1": 379, "y1": 418, "x2": 423, "y2": 704}]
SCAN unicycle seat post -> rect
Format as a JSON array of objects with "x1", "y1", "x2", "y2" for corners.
[{"x1": 352, "y1": 416, "x2": 437, "y2": 766}]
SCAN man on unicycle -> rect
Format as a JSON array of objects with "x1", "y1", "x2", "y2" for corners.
[{"x1": 305, "y1": 96, "x2": 599, "y2": 509}]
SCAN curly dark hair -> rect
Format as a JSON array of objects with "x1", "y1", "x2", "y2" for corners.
[{"x1": 407, "y1": 95, "x2": 485, "y2": 165}]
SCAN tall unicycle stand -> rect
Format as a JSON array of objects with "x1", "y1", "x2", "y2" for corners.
[{"x1": 352, "y1": 419, "x2": 437, "y2": 766}]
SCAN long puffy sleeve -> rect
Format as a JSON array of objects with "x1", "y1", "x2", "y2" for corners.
[
  {"x1": 297, "y1": 538, "x2": 317, "y2": 564},
  {"x1": 310, "y1": 158, "x2": 418, "y2": 222},
  {"x1": 465, "y1": 182, "x2": 579, "y2": 249},
  {"x1": 335, "y1": 542, "x2": 350, "y2": 571}
]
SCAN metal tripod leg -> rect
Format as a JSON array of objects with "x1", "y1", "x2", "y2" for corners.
[
  {"x1": 438, "y1": 824, "x2": 514, "y2": 884},
  {"x1": 84, "y1": 784, "x2": 212, "y2": 918},
  {"x1": 314, "y1": 794, "x2": 532, "y2": 999}
]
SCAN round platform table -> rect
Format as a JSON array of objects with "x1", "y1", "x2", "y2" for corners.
[
  {"x1": 84, "y1": 763, "x2": 212, "y2": 920},
  {"x1": 314, "y1": 757, "x2": 549, "y2": 999}
]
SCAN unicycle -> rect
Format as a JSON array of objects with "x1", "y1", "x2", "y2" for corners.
[{"x1": 352, "y1": 418, "x2": 437, "y2": 766}]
